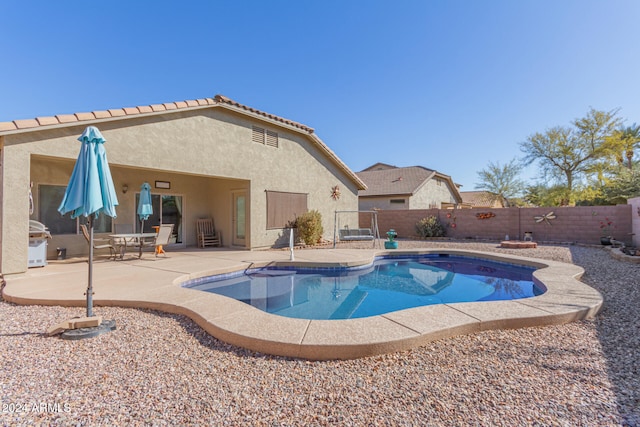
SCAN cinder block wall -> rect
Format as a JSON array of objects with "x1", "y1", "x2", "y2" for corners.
[{"x1": 361, "y1": 205, "x2": 633, "y2": 245}]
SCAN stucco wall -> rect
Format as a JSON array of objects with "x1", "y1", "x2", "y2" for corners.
[
  {"x1": 2, "y1": 107, "x2": 360, "y2": 273},
  {"x1": 359, "y1": 196, "x2": 407, "y2": 211},
  {"x1": 358, "y1": 180, "x2": 458, "y2": 211},
  {"x1": 363, "y1": 205, "x2": 633, "y2": 245},
  {"x1": 219, "y1": 111, "x2": 360, "y2": 248},
  {"x1": 410, "y1": 179, "x2": 457, "y2": 209},
  {"x1": 1, "y1": 146, "x2": 30, "y2": 273}
]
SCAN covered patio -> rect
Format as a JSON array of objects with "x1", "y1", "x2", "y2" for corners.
[{"x1": 32, "y1": 155, "x2": 249, "y2": 260}]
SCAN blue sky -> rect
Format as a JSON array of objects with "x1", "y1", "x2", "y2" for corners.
[{"x1": 2, "y1": 1, "x2": 639, "y2": 190}]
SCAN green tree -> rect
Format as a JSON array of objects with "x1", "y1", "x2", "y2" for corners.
[
  {"x1": 520, "y1": 108, "x2": 621, "y2": 205},
  {"x1": 475, "y1": 158, "x2": 526, "y2": 207},
  {"x1": 573, "y1": 183, "x2": 607, "y2": 206},
  {"x1": 523, "y1": 184, "x2": 544, "y2": 206},
  {"x1": 607, "y1": 123, "x2": 640, "y2": 170},
  {"x1": 603, "y1": 166, "x2": 640, "y2": 204},
  {"x1": 524, "y1": 183, "x2": 573, "y2": 207}
]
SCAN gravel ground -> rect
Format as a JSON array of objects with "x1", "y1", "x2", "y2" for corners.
[{"x1": 1, "y1": 241, "x2": 639, "y2": 426}]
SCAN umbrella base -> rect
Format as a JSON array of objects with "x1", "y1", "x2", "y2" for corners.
[{"x1": 60, "y1": 319, "x2": 116, "y2": 340}]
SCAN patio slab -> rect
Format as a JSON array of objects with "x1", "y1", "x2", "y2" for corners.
[{"x1": 2, "y1": 247, "x2": 603, "y2": 360}]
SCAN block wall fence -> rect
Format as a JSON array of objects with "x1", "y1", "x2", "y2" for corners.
[{"x1": 360, "y1": 204, "x2": 635, "y2": 245}]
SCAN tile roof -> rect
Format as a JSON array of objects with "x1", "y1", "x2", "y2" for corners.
[
  {"x1": 0, "y1": 98, "x2": 214, "y2": 132},
  {"x1": 356, "y1": 166, "x2": 436, "y2": 196},
  {"x1": 214, "y1": 95, "x2": 314, "y2": 133},
  {"x1": 360, "y1": 162, "x2": 397, "y2": 171},
  {"x1": 0, "y1": 94, "x2": 314, "y2": 134},
  {"x1": 0, "y1": 93, "x2": 365, "y2": 190},
  {"x1": 460, "y1": 191, "x2": 505, "y2": 207}
]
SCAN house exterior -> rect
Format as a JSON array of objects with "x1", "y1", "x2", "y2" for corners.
[
  {"x1": 356, "y1": 163, "x2": 463, "y2": 210},
  {"x1": 459, "y1": 190, "x2": 506, "y2": 208},
  {"x1": 0, "y1": 95, "x2": 365, "y2": 275}
]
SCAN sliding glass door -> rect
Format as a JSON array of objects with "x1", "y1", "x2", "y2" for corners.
[{"x1": 135, "y1": 193, "x2": 183, "y2": 244}]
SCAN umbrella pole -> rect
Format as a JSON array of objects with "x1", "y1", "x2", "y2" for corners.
[
  {"x1": 87, "y1": 216, "x2": 94, "y2": 317},
  {"x1": 60, "y1": 214, "x2": 117, "y2": 340}
]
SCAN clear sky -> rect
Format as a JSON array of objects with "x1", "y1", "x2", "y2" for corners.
[{"x1": 2, "y1": 1, "x2": 639, "y2": 190}]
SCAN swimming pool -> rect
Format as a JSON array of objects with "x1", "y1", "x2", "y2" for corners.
[{"x1": 184, "y1": 254, "x2": 542, "y2": 320}]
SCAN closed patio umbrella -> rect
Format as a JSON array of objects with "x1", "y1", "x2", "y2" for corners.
[
  {"x1": 137, "y1": 182, "x2": 153, "y2": 232},
  {"x1": 58, "y1": 126, "x2": 118, "y2": 327}
]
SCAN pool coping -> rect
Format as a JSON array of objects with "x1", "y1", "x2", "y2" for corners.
[{"x1": 3, "y1": 248, "x2": 603, "y2": 360}]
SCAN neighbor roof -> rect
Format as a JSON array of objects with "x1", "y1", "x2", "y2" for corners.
[
  {"x1": 0, "y1": 94, "x2": 366, "y2": 190},
  {"x1": 360, "y1": 162, "x2": 397, "y2": 171},
  {"x1": 357, "y1": 164, "x2": 462, "y2": 203},
  {"x1": 357, "y1": 165, "x2": 437, "y2": 197},
  {"x1": 460, "y1": 191, "x2": 505, "y2": 207}
]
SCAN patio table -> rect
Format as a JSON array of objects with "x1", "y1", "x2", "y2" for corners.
[{"x1": 109, "y1": 232, "x2": 157, "y2": 259}]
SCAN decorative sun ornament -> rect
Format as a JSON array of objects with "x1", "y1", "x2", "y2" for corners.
[{"x1": 331, "y1": 185, "x2": 341, "y2": 200}]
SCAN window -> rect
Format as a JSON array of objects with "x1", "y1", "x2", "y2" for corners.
[
  {"x1": 266, "y1": 190, "x2": 307, "y2": 229},
  {"x1": 39, "y1": 184, "x2": 112, "y2": 234},
  {"x1": 252, "y1": 125, "x2": 279, "y2": 148},
  {"x1": 390, "y1": 199, "x2": 406, "y2": 204}
]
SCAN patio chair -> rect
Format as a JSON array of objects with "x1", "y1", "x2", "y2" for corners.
[
  {"x1": 80, "y1": 224, "x2": 117, "y2": 260},
  {"x1": 196, "y1": 218, "x2": 222, "y2": 248},
  {"x1": 151, "y1": 224, "x2": 174, "y2": 257}
]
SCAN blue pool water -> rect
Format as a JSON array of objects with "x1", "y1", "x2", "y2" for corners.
[{"x1": 184, "y1": 254, "x2": 543, "y2": 320}]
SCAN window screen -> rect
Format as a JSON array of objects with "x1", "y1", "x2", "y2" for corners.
[{"x1": 266, "y1": 191, "x2": 307, "y2": 229}]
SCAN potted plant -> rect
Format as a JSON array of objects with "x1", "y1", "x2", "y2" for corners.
[{"x1": 599, "y1": 217, "x2": 614, "y2": 245}]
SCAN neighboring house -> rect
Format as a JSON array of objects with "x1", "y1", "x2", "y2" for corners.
[
  {"x1": 460, "y1": 190, "x2": 506, "y2": 208},
  {"x1": 356, "y1": 163, "x2": 463, "y2": 210},
  {"x1": 0, "y1": 95, "x2": 366, "y2": 274}
]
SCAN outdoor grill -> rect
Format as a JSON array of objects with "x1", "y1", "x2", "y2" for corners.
[{"x1": 28, "y1": 220, "x2": 51, "y2": 268}]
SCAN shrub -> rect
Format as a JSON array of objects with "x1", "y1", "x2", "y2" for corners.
[
  {"x1": 415, "y1": 215, "x2": 446, "y2": 238},
  {"x1": 295, "y1": 210, "x2": 324, "y2": 245}
]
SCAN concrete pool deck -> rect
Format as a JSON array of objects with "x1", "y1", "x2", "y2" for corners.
[{"x1": 2, "y1": 247, "x2": 603, "y2": 360}]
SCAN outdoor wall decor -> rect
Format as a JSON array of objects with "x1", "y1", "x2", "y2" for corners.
[
  {"x1": 330, "y1": 185, "x2": 341, "y2": 200},
  {"x1": 534, "y1": 211, "x2": 556, "y2": 225},
  {"x1": 155, "y1": 181, "x2": 170, "y2": 189},
  {"x1": 446, "y1": 212, "x2": 457, "y2": 228},
  {"x1": 475, "y1": 212, "x2": 496, "y2": 219}
]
